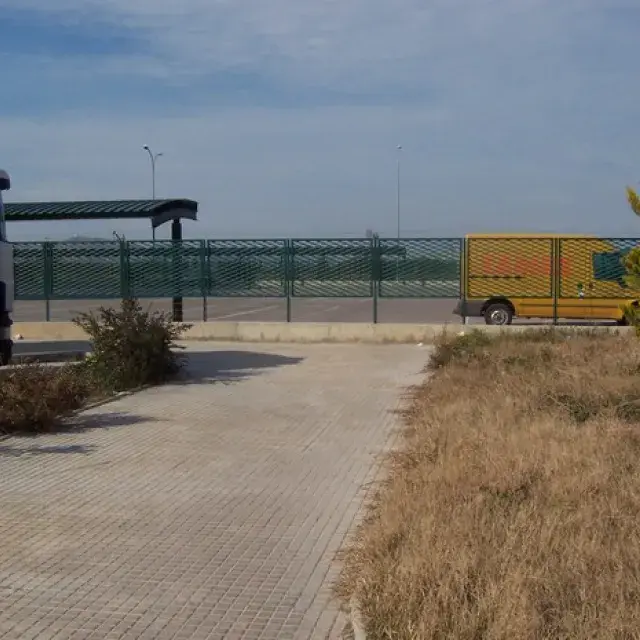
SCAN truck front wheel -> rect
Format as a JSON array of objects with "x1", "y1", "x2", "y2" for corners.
[{"x1": 484, "y1": 302, "x2": 513, "y2": 326}]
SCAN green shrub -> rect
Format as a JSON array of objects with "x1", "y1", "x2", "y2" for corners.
[
  {"x1": 73, "y1": 298, "x2": 192, "y2": 392},
  {"x1": 0, "y1": 363, "x2": 96, "y2": 434},
  {"x1": 622, "y1": 246, "x2": 640, "y2": 335},
  {"x1": 429, "y1": 328, "x2": 495, "y2": 369}
]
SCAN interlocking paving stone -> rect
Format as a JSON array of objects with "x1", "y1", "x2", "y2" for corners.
[{"x1": 0, "y1": 342, "x2": 427, "y2": 639}]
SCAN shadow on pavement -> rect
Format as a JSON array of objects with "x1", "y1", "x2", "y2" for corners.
[
  {"x1": 1, "y1": 413, "x2": 158, "y2": 456},
  {"x1": 0, "y1": 443, "x2": 96, "y2": 457},
  {"x1": 6, "y1": 412, "x2": 155, "y2": 439},
  {"x1": 12, "y1": 340, "x2": 93, "y2": 356},
  {"x1": 179, "y1": 350, "x2": 305, "y2": 384},
  {"x1": 63, "y1": 411, "x2": 157, "y2": 432}
]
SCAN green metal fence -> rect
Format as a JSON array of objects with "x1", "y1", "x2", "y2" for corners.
[
  {"x1": 290, "y1": 238, "x2": 375, "y2": 297},
  {"x1": 14, "y1": 236, "x2": 639, "y2": 322},
  {"x1": 13, "y1": 237, "x2": 463, "y2": 316}
]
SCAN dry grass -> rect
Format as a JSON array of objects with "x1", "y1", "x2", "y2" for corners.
[
  {"x1": 338, "y1": 328, "x2": 640, "y2": 639},
  {"x1": 0, "y1": 362, "x2": 100, "y2": 434}
]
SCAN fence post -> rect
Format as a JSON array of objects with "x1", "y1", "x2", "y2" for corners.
[
  {"x1": 460, "y1": 237, "x2": 467, "y2": 325},
  {"x1": 119, "y1": 240, "x2": 130, "y2": 299},
  {"x1": 43, "y1": 241, "x2": 52, "y2": 321},
  {"x1": 200, "y1": 240, "x2": 208, "y2": 322},
  {"x1": 171, "y1": 219, "x2": 183, "y2": 322},
  {"x1": 553, "y1": 238, "x2": 559, "y2": 325},
  {"x1": 372, "y1": 235, "x2": 380, "y2": 324},
  {"x1": 285, "y1": 239, "x2": 292, "y2": 323}
]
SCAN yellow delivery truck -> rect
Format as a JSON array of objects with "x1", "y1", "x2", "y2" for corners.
[{"x1": 454, "y1": 234, "x2": 640, "y2": 325}]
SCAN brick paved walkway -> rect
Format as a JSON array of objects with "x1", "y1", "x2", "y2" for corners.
[{"x1": 0, "y1": 343, "x2": 427, "y2": 640}]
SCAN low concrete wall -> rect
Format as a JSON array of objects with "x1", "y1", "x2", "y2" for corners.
[
  {"x1": 185, "y1": 321, "x2": 460, "y2": 343},
  {"x1": 12, "y1": 321, "x2": 449, "y2": 343},
  {"x1": 11, "y1": 321, "x2": 633, "y2": 344},
  {"x1": 14, "y1": 322, "x2": 88, "y2": 341}
]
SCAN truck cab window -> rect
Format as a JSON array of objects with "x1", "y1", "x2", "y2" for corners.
[{"x1": 592, "y1": 251, "x2": 627, "y2": 287}]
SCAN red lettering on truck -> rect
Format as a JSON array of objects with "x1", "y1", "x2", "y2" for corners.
[{"x1": 479, "y1": 255, "x2": 572, "y2": 277}]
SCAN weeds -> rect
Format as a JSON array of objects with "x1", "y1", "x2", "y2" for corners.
[
  {"x1": 429, "y1": 328, "x2": 494, "y2": 369},
  {"x1": 1, "y1": 298, "x2": 190, "y2": 435}
]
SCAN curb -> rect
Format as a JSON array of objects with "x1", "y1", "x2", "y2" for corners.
[
  {"x1": 350, "y1": 596, "x2": 367, "y2": 640},
  {"x1": 11, "y1": 350, "x2": 87, "y2": 365},
  {"x1": 11, "y1": 320, "x2": 635, "y2": 345}
]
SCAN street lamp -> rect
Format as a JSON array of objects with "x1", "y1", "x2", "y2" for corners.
[
  {"x1": 143, "y1": 145, "x2": 163, "y2": 240},
  {"x1": 396, "y1": 145, "x2": 402, "y2": 242},
  {"x1": 396, "y1": 145, "x2": 402, "y2": 282},
  {"x1": 142, "y1": 145, "x2": 163, "y2": 199}
]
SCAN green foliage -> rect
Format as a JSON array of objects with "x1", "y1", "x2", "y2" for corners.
[
  {"x1": 623, "y1": 191, "x2": 640, "y2": 334},
  {"x1": 622, "y1": 247, "x2": 640, "y2": 291},
  {"x1": 628, "y1": 187, "x2": 640, "y2": 216},
  {"x1": 73, "y1": 298, "x2": 192, "y2": 392},
  {"x1": 429, "y1": 327, "x2": 606, "y2": 371},
  {"x1": 0, "y1": 298, "x2": 193, "y2": 434},
  {"x1": 429, "y1": 329, "x2": 495, "y2": 369}
]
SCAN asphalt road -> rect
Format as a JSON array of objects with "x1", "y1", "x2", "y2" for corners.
[
  {"x1": 11, "y1": 297, "x2": 463, "y2": 359},
  {"x1": 14, "y1": 296, "x2": 465, "y2": 325}
]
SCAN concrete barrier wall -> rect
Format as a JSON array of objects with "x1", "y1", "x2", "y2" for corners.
[{"x1": 12, "y1": 321, "x2": 633, "y2": 344}]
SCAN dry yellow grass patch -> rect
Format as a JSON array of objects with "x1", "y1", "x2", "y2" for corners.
[{"x1": 338, "y1": 328, "x2": 640, "y2": 639}]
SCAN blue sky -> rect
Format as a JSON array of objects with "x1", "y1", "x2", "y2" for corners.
[{"x1": 1, "y1": 0, "x2": 639, "y2": 241}]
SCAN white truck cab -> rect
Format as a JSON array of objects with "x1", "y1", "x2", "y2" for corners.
[{"x1": 0, "y1": 170, "x2": 13, "y2": 365}]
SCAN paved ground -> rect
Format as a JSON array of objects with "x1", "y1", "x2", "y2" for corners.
[
  {"x1": 0, "y1": 342, "x2": 427, "y2": 640},
  {"x1": 14, "y1": 297, "x2": 463, "y2": 324}
]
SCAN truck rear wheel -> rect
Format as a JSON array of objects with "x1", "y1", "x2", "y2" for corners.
[
  {"x1": 484, "y1": 302, "x2": 513, "y2": 326},
  {"x1": 0, "y1": 339, "x2": 12, "y2": 366}
]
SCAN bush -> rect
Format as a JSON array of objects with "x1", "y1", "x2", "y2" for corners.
[
  {"x1": 73, "y1": 298, "x2": 192, "y2": 393},
  {"x1": 429, "y1": 328, "x2": 494, "y2": 369},
  {"x1": 0, "y1": 363, "x2": 97, "y2": 434},
  {"x1": 0, "y1": 299, "x2": 192, "y2": 435}
]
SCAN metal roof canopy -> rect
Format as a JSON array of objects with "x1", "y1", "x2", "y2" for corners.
[
  {"x1": 4, "y1": 199, "x2": 198, "y2": 229},
  {"x1": 4, "y1": 198, "x2": 198, "y2": 322}
]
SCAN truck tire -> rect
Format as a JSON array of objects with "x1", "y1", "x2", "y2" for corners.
[{"x1": 484, "y1": 302, "x2": 513, "y2": 326}]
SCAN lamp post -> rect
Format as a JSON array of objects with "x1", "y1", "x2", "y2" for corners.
[
  {"x1": 143, "y1": 145, "x2": 163, "y2": 240},
  {"x1": 396, "y1": 145, "x2": 402, "y2": 242},
  {"x1": 396, "y1": 145, "x2": 402, "y2": 282}
]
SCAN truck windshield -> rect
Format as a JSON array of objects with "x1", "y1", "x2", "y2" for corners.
[{"x1": 592, "y1": 251, "x2": 627, "y2": 287}]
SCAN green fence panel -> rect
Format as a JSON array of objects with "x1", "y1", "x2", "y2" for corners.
[
  {"x1": 290, "y1": 239, "x2": 373, "y2": 297},
  {"x1": 14, "y1": 242, "x2": 47, "y2": 300},
  {"x1": 378, "y1": 238, "x2": 461, "y2": 298},
  {"x1": 128, "y1": 240, "x2": 205, "y2": 298},
  {"x1": 49, "y1": 241, "x2": 122, "y2": 299},
  {"x1": 11, "y1": 236, "x2": 466, "y2": 302},
  {"x1": 207, "y1": 239, "x2": 287, "y2": 297}
]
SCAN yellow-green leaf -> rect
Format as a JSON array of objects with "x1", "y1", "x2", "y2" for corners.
[{"x1": 627, "y1": 187, "x2": 640, "y2": 215}]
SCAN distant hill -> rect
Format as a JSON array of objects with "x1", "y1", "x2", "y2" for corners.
[{"x1": 64, "y1": 235, "x2": 109, "y2": 242}]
